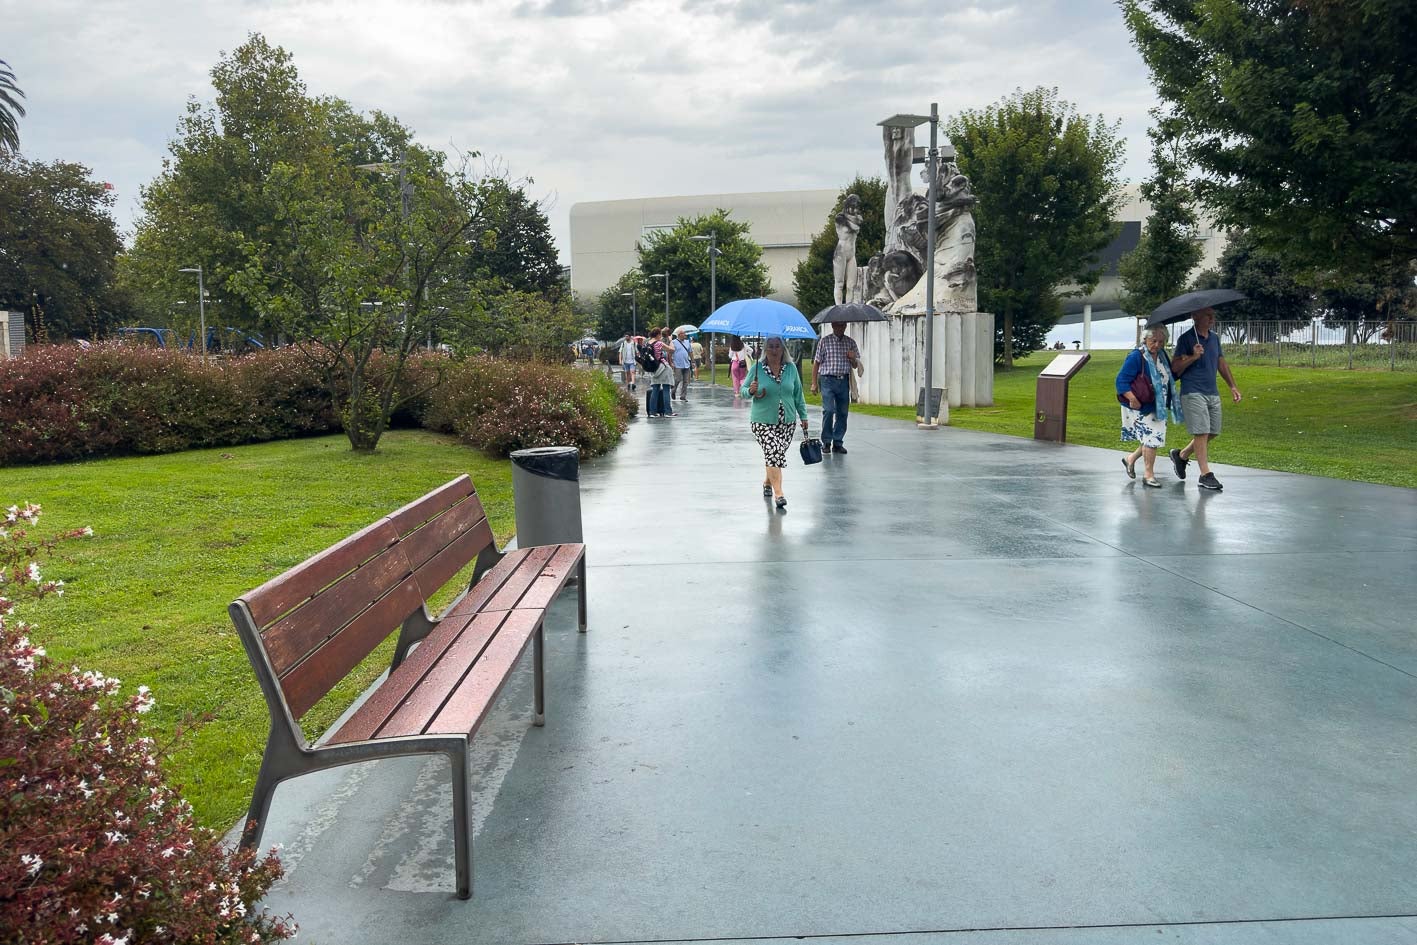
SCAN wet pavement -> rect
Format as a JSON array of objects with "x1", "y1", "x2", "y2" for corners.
[{"x1": 253, "y1": 378, "x2": 1417, "y2": 944}]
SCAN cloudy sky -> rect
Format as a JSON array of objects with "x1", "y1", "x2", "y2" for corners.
[{"x1": 6, "y1": 0, "x2": 1159, "y2": 270}]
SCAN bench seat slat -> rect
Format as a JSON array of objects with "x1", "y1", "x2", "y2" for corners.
[
  {"x1": 386, "y1": 475, "x2": 475, "y2": 538},
  {"x1": 261, "y1": 541, "x2": 414, "y2": 676},
  {"x1": 443, "y1": 548, "x2": 531, "y2": 619},
  {"x1": 243, "y1": 521, "x2": 398, "y2": 629},
  {"x1": 484, "y1": 546, "x2": 558, "y2": 611},
  {"x1": 427, "y1": 609, "x2": 543, "y2": 735},
  {"x1": 374, "y1": 611, "x2": 519, "y2": 738},
  {"x1": 279, "y1": 577, "x2": 424, "y2": 720},
  {"x1": 510, "y1": 544, "x2": 585, "y2": 613}
]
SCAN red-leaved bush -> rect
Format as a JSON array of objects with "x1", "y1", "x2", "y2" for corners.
[
  {"x1": 422, "y1": 357, "x2": 637, "y2": 457},
  {"x1": 0, "y1": 503, "x2": 295, "y2": 944}
]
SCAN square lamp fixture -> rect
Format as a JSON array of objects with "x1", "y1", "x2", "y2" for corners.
[{"x1": 878, "y1": 113, "x2": 930, "y2": 129}]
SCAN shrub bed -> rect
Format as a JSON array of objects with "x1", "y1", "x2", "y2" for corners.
[
  {"x1": 422, "y1": 357, "x2": 637, "y2": 457},
  {"x1": 0, "y1": 345, "x2": 636, "y2": 466}
]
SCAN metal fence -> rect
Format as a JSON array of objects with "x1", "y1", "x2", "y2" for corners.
[{"x1": 1215, "y1": 320, "x2": 1417, "y2": 371}]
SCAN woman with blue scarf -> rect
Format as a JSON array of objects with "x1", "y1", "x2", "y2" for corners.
[{"x1": 1116, "y1": 325, "x2": 1184, "y2": 487}]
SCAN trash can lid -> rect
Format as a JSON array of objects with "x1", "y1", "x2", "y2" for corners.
[{"x1": 510, "y1": 446, "x2": 580, "y2": 481}]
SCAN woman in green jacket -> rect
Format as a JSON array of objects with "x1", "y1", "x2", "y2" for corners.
[{"x1": 741, "y1": 336, "x2": 810, "y2": 510}]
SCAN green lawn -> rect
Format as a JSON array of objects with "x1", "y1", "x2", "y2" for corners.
[
  {"x1": 710, "y1": 352, "x2": 1417, "y2": 488},
  {"x1": 1, "y1": 430, "x2": 516, "y2": 829}
]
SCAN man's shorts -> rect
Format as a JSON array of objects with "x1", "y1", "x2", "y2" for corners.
[{"x1": 1182, "y1": 392, "x2": 1223, "y2": 436}]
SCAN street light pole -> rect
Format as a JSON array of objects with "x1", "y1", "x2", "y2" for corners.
[
  {"x1": 646, "y1": 272, "x2": 669, "y2": 328},
  {"x1": 690, "y1": 232, "x2": 719, "y2": 383},
  {"x1": 921, "y1": 102, "x2": 939, "y2": 430},
  {"x1": 177, "y1": 266, "x2": 206, "y2": 363},
  {"x1": 621, "y1": 291, "x2": 637, "y2": 336}
]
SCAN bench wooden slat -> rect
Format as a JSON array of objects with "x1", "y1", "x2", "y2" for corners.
[
  {"x1": 374, "y1": 611, "x2": 520, "y2": 738},
  {"x1": 511, "y1": 544, "x2": 585, "y2": 613},
  {"x1": 411, "y1": 517, "x2": 496, "y2": 600},
  {"x1": 398, "y1": 499, "x2": 487, "y2": 574},
  {"x1": 261, "y1": 541, "x2": 415, "y2": 676},
  {"x1": 443, "y1": 548, "x2": 531, "y2": 619},
  {"x1": 386, "y1": 475, "x2": 475, "y2": 538},
  {"x1": 484, "y1": 545, "x2": 558, "y2": 611},
  {"x1": 427, "y1": 609, "x2": 543, "y2": 735},
  {"x1": 243, "y1": 520, "x2": 398, "y2": 629},
  {"x1": 279, "y1": 577, "x2": 424, "y2": 719}
]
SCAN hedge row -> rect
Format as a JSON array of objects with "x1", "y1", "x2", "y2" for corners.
[{"x1": 0, "y1": 345, "x2": 636, "y2": 466}]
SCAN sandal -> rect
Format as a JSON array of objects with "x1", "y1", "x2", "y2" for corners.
[
  {"x1": 1122, "y1": 456, "x2": 1136, "y2": 480},
  {"x1": 1143, "y1": 478, "x2": 1162, "y2": 488},
  {"x1": 762, "y1": 483, "x2": 773, "y2": 497},
  {"x1": 775, "y1": 496, "x2": 787, "y2": 510}
]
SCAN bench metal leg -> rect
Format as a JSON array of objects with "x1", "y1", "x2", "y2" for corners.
[
  {"x1": 533, "y1": 623, "x2": 546, "y2": 726},
  {"x1": 240, "y1": 748, "x2": 283, "y2": 852},
  {"x1": 577, "y1": 555, "x2": 588, "y2": 632},
  {"x1": 450, "y1": 746, "x2": 472, "y2": 900}
]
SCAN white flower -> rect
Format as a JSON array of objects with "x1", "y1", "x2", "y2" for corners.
[
  {"x1": 82, "y1": 526, "x2": 94, "y2": 537},
  {"x1": 19, "y1": 853, "x2": 42, "y2": 876},
  {"x1": 104, "y1": 830, "x2": 126, "y2": 844},
  {"x1": 25, "y1": 562, "x2": 40, "y2": 582}
]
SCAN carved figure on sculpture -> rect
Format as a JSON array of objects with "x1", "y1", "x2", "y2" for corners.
[
  {"x1": 832, "y1": 194, "x2": 864, "y2": 305},
  {"x1": 886, "y1": 162, "x2": 978, "y2": 316},
  {"x1": 882, "y1": 126, "x2": 915, "y2": 256}
]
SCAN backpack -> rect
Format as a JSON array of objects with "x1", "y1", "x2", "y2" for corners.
[{"x1": 636, "y1": 342, "x2": 660, "y2": 374}]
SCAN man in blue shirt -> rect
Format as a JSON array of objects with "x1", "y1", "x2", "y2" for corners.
[
  {"x1": 1169, "y1": 308, "x2": 1242, "y2": 490},
  {"x1": 671, "y1": 329, "x2": 693, "y2": 401}
]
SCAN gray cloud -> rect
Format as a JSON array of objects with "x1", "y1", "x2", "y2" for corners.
[{"x1": 6, "y1": 0, "x2": 1159, "y2": 255}]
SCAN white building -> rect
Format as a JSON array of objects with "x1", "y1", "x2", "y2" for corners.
[{"x1": 568, "y1": 186, "x2": 1227, "y2": 332}]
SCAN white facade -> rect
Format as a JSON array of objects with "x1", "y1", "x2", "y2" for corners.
[{"x1": 569, "y1": 190, "x2": 838, "y2": 306}]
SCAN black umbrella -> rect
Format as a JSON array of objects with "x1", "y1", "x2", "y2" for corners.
[
  {"x1": 1146, "y1": 289, "x2": 1246, "y2": 327},
  {"x1": 811, "y1": 302, "x2": 887, "y2": 324}
]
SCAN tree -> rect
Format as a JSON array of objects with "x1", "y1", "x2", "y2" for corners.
[
  {"x1": 228, "y1": 131, "x2": 493, "y2": 452},
  {"x1": 1118, "y1": 114, "x2": 1205, "y2": 320},
  {"x1": 1122, "y1": 0, "x2": 1417, "y2": 285},
  {"x1": 634, "y1": 210, "x2": 771, "y2": 328},
  {"x1": 463, "y1": 178, "x2": 563, "y2": 298},
  {"x1": 1192, "y1": 229, "x2": 1313, "y2": 323},
  {"x1": 592, "y1": 271, "x2": 659, "y2": 340},
  {"x1": 792, "y1": 177, "x2": 887, "y2": 319},
  {"x1": 0, "y1": 155, "x2": 129, "y2": 340},
  {"x1": 454, "y1": 286, "x2": 587, "y2": 356},
  {"x1": 946, "y1": 88, "x2": 1125, "y2": 366},
  {"x1": 0, "y1": 58, "x2": 23, "y2": 154},
  {"x1": 121, "y1": 34, "x2": 412, "y2": 334}
]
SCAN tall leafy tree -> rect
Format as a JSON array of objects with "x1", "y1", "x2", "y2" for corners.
[
  {"x1": 792, "y1": 176, "x2": 887, "y2": 318},
  {"x1": 1118, "y1": 114, "x2": 1205, "y2": 320},
  {"x1": 1192, "y1": 229, "x2": 1312, "y2": 321},
  {"x1": 1122, "y1": 0, "x2": 1417, "y2": 285},
  {"x1": 121, "y1": 34, "x2": 412, "y2": 332},
  {"x1": 464, "y1": 179, "x2": 563, "y2": 298},
  {"x1": 0, "y1": 155, "x2": 128, "y2": 340},
  {"x1": 635, "y1": 209, "x2": 771, "y2": 328},
  {"x1": 947, "y1": 87, "x2": 1125, "y2": 365},
  {"x1": 591, "y1": 271, "x2": 659, "y2": 340}
]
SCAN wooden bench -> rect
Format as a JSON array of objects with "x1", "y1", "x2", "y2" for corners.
[{"x1": 228, "y1": 474, "x2": 586, "y2": 899}]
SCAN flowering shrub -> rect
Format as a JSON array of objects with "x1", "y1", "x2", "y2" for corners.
[
  {"x1": 422, "y1": 357, "x2": 636, "y2": 457},
  {"x1": 0, "y1": 504, "x2": 295, "y2": 943}
]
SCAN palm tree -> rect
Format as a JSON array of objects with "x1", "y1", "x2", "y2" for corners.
[{"x1": 0, "y1": 58, "x2": 26, "y2": 154}]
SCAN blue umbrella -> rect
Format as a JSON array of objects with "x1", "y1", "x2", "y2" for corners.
[{"x1": 699, "y1": 299, "x2": 816, "y2": 339}]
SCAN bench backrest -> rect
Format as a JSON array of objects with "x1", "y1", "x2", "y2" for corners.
[{"x1": 230, "y1": 475, "x2": 495, "y2": 723}]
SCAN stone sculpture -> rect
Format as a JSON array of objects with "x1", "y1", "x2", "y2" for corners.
[
  {"x1": 832, "y1": 194, "x2": 864, "y2": 305},
  {"x1": 887, "y1": 161, "x2": 977, "y2": 315}
]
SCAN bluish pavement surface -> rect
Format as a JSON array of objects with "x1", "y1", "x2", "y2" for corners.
[{"x1": 251, "y1": 378, "x2": 1417, "y2": 944}]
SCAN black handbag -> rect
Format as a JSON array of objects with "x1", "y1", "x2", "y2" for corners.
[{"x1": 799, "y1": 436, "x2": 823, "y2": 465}]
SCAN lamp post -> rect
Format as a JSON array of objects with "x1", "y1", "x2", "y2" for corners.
[
  {"x1": 177, "y1": 266, "x2": 207, "y2": 362},
  {"x1": 690, "y1": 232, "x2": 721, "y2": 384},
  {"x1": 879, "y1": 106, "x2": 949, "y2": 429},
  {"x1": 620, "y1": 291, "x2": 637, "y2": 337},
  {"x1": 356, "y1": 156, "x2": 413, "y2": 331},
  {"x1": 645, "y1": 271, "x2": 669, "y2": 328}
]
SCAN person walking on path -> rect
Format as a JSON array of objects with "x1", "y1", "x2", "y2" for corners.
[
  {"x1": 743, "y1": 337, "x2": 810, "y2": 510},
  {"x1": 671, "y1": 329, "x2": 694, "y2": 401},
  {"x1": 728, "y1": 336, "x2": 751, "y2": 397},
  {"x1": 811, "y1": 321, "x2": 861, "y2": 454},
  {"x1": 691, "y1": 337, "x2": 704, "y2": 379},
  {"x1": 1169, "y1": 308, "x2": 1241, "y2": 491},
  {"x1": 1117, "y1": 326, "x2": 1183, "y2": 487},
  {"x1": 620, "y1": 331, "x2": 638, "y2": 391},
  {"x1": 647, "y1": 328, "x2": 677, "y2": 418}
]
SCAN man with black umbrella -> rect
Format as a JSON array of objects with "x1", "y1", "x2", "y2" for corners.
[
  {"x1": 1169, "y1": 307, "x2": 1242, "y2": 490},
  {"x1": 811, "y1": 320, "x2": 861, "y2": 454}
]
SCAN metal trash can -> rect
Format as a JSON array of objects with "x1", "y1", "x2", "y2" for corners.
[{"x1": 510, "y1": 446, "x2": 583, "y2": 547}]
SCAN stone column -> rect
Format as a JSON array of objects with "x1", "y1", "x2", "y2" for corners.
[
  {"x1": 945, "y1": 313, "x2": 963, "y2": 408},
  {"x1": 974, "y1": 313, "x2": 995, "y2": 406},
  {"x1": 1083, "y1": 303, "x2": 1092, "y2": 350},
  {"x1": 960, "y1": 313, "x2": 977, "y2": 407}
]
